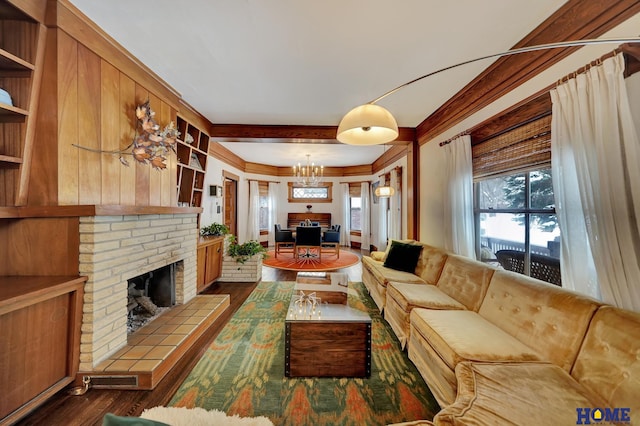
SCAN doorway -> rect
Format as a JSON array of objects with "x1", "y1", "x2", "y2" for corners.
[{"x1": 223, "y1": 170, "x2": 239, "y2": 237}]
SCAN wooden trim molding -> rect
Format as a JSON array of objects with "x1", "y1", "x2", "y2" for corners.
[
  {"x1": 210, "y1": 124, "x2": 415, "y2": 145},
  {"x1": 416, "y1": 0, "x2": 640, "y2": 145},
  {"x1": 0, "y1": 205, "x2": 202, "y2": 218}
]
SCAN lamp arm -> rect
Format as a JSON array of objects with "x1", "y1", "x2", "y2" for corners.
[{"x1": 368, "y1": 37, "x2": 640, "y2": 105}]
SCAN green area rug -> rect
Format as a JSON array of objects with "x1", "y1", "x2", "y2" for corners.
[{"x1": 170, "y1": 281, "x2": 439, "y2": 425}]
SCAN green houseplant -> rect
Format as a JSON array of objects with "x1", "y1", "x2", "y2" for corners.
[
  {"x1": 226, "y1": 235, "x2": 267, "y2": 264},
  {"x1": 200, "y1": 222, "x2": 229, "y2": 237}
]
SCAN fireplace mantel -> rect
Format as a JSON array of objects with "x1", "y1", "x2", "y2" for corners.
[{"x1": 0, "y1": 205, "x2": 203, "y2": 219}]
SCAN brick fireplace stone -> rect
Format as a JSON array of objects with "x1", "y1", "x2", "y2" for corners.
[{"x1": 78, "y1": 213, "x2": 198, "y2": 370}]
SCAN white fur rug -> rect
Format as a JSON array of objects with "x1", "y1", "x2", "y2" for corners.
[{"x1": 140, "y1": 406, "x2": 274, "y2": 426}]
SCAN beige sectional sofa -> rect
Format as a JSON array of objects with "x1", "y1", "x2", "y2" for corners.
[{"x1": 362, "y1": 241, "x2": 640, "y2": 425}]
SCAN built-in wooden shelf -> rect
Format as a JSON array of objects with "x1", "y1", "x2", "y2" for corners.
[
  {"x1": 0, "y1": 154, "x2": 22, "y2": 167},
  {"x1": 0, "y1": 204, "x2": 203, "y2": 219},
  {"x1": 0, "y1": 275, "x2": 86, "y2": 309},
  {"x1": 0, "y1": 103, "x2": 28, "y2": 119},
  {"x1": 176, "y1": 116, "x2": 209, "y2": 208},
  {"x1": 0, "y1": 47, "x2": 34, "y2": 71}
]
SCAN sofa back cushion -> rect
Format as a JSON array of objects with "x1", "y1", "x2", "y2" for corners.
[
  {"x1": 479, "y1": 270, "x2": 600, "y2": 372},
  {"x1": 435, "y1": 254, "x2": 494, "y2": 311},
  {"x1": 571, "y1": 306, "x2": 640, "y2": 410},
  {"x1": 414, "y1": 243, "x2": 448, "y2": 284}
]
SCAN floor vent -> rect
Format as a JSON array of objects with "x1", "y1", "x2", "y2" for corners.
[{"x1": 87, "y1": 375, "x2": 139, "y2": 388}]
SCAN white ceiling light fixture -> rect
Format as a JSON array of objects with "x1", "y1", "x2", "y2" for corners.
[
  {"x1": 293, "y1": 154, "x2": 324, "y2": 187},
  {"x1": 336, "y1": 37, "x2": 640, "y2": 146}
]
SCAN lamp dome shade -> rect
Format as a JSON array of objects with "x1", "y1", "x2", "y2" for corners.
[
  {"x1": 374, "y1": 185, "x2": 395, "y2": 198},
  {"x1": 336, "y1": 104, "x2": 399, "y2": 145}
]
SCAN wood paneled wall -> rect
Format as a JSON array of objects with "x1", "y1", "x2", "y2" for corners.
[
  {"x1": 0, "y1": 217, "x2": 79, "y2": 275},
  {"x1": 27, "y1": 1, "x2": 182, "y2": 207}
]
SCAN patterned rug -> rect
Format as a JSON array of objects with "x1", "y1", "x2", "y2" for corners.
[
  {"x1": 170, "y1": 281, "x2": 439, "y2": 426},
  {"x1": 262, "y1": 250, "x2": 360, "y2": 272}
]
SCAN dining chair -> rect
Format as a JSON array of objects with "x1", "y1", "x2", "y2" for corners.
[
  {"x1": 295, "y1": 226, "x2": 322, "y2": 262},
  {"x1": 322, "y1": 224, "x2": 340, "y2": 258},
  {"x1": 274, "y1": 224, "x2": 295, "y2": 258}
]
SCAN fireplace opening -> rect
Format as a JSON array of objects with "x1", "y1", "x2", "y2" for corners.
[{"x1": 127, "y1": 263, "x2": 176, "y2": 334}]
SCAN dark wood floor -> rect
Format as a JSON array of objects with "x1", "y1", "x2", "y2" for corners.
[{"x1": 16, "y1": 250, "x2": 363, "y2": 426}]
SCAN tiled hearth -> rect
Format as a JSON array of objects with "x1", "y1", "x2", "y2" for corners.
[
  {"x1": 80, "y1": 294, "x2": 229, "y2": 390},
  {"x1": 75, "y1": 212, "x2": 230, "y2": 390}
]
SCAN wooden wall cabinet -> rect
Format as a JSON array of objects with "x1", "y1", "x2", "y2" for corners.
[
  {"x1": 176, "y1": 116, "x2": 209, "y2": 208},
  {"x1": 196, "y1": 236, "x2": 224, "y2": 292},
  {"x1": 0, "y1": 276, "x2": 85, "y2": 425},
  {"x1": 0, "y1": 2, "x2": 46, "y2": 206}
]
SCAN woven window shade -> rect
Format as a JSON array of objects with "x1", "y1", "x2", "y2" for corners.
[
  {"x1": 349, "y1": 183, "x2": 361, "y2": 197},
  {"x1": 258, "y1": 181, "x2": 268, "y2": 197},
  {"x1": 472, "y1": 115, "x2": 551, "y2": 179}
]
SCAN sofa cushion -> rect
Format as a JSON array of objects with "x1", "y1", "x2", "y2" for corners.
[
  {"x1": 435, "y1": 254, "x2": 494, "y2": 311},
  {"x1": 363, "y1": 256, "x2": 426, "y2": 288},
  {"x1": 410, "y1": 309, "x2": 543, "y2": 370},
  {"x1": 479, "y1": 270, "x2": 601, "y2": 372},
  {"x1": 571, "y1": 306, "x2": 640, "y2": 412},
  {"x1": 384, "y1": 241, "x2": 424, "y2": 273},
  {"x1": 370, "y1": 251, "x2": 385, "y2": 261},
  {"x1": 434, "y1": 362, "x2": 608, "y2": 426},
  {"x1": 382, "y1": 238, "x2": 416, "y2": 261},
  {"x1": 413, "y1": 244, "x2": 448, "y2": 284},
  {"x1": 388, "y1": 282, "x2": 465, "y2": 311}
]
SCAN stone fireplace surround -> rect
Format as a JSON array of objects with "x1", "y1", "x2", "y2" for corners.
[{"x1": 78, "y1": 213, "x2": 198, "y2": 371}]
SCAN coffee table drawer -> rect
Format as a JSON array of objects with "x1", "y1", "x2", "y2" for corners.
[{"x1": 285, "y1": 322, "x2": 371, "y2": 377}]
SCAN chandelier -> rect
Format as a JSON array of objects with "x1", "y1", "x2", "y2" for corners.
[{"x1": 293, "y1": 154, "x2": 324, "y2": 187}]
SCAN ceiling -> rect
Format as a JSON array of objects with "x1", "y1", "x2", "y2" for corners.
[{"x1": 67, "y1": 0, "x2": 569, "y2": 168}]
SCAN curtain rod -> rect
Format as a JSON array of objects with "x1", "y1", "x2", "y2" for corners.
[
  {"x1": 339, "y1": 180, "x2": 372, "y2": 184},
  {"x1": 246, "y1": 179, "x2": 280, "y2": 184},
  {"x1": 556, "y1": 48, "x2": 621, "y2": 86},
  {"x1": 439, "y1": 131, "x2": 470, "y2": 147},
  {"x1": 378, "y1": 166, "x2": 402, "y2": 178}
]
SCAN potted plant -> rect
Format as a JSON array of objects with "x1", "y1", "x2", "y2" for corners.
[
  {"x1": 221, "y1": 235, "x2": 267, "y2": 282},
  {"x1": 200, "y1": 222, "x2": 229, "y2": 237},
  {"x1": 226, "y1": 236, "x2": 267, "y2": 264}
]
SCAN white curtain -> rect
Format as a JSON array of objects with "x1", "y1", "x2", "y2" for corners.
[
  {"x1": 267, "y1": 182, "x2": 279, "y2": 247},
  {"x1": 442, "y1": 135, "x2": 475, "y2": 258},
  {"x1": 246, "y1": 180, "x2": 260, "y2": 243},
  {"x1": 378, "y1": 194, "x2": 389, "y2": 251},
  {"x1": 341, "y1": 183, "x2": 351, "y2": 246},
  {"x1": 389, "y1": 167, "x2": 401, "y2": 240},
  {"x1": 361, "y1": 182, "x2": 371, "y2": 252},
  {"x1": 551, "y1": 53, "x2": 640, "y2": 311}
]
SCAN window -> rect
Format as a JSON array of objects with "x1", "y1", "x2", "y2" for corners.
[
  {"x1": 287, "y1": 182, "x2": 332, "y2": 203},
  {"x1": 293, "y1": 186, "x2": 327, "y2": 199},
  {"x1": 350, "y1": 196, "x2": 361, "y2": 231},
  {"x1": 258, "y1": 182, "x2": 268, "y2": 230},
  {"x1": 472, "y1": 115, "x2": 560, "y2": 285},
  {"x1": 475, "y1": 168, "x2": 561, "y2": 284},
  {"x1": 347, "y1": 182, "x2": 362, "y2": 231}
]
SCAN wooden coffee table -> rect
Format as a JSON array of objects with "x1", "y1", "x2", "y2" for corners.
[{"x1": 284, "y1": 294, "x2": 372, "y2": 378}]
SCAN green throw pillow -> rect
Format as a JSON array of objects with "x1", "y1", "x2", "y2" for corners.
[{"x1": 383, "y1": 241, "x2": 423, "y2": 273}]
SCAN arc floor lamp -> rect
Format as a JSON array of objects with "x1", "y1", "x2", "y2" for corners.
[{"x1": 336, "y1": 37, "x2": 640, "y2": 146}]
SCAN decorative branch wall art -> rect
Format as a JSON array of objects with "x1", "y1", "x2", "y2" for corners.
[{"x1": 73, "y1": 100, "x2": 179, "y2": 170}]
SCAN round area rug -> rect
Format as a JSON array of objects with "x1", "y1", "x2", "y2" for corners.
[{"x1": 262, "y1": 250, "x2": 359, "y2": 272}]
